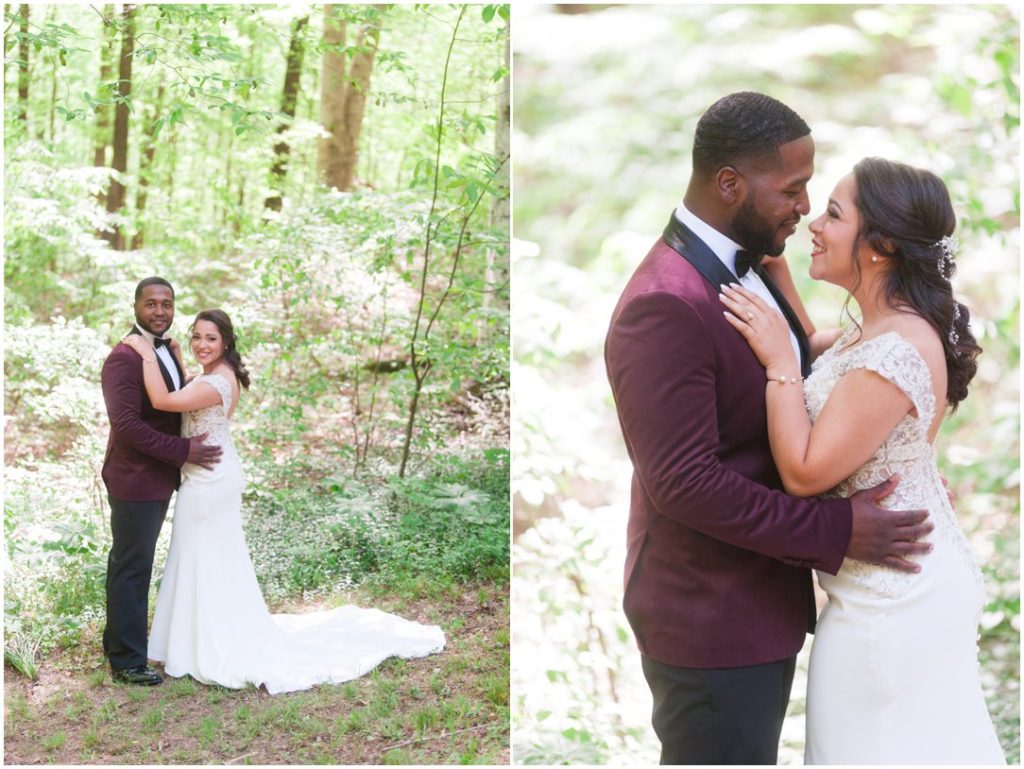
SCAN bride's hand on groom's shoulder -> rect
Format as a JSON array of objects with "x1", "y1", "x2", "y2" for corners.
[
  {"x1": 121, "y1": 335, "x2": 147, "y2": 356},
  {"x1": 719, "y1": 284, "x2": 795, "y2": 370}
]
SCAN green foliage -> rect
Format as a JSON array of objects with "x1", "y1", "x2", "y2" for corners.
[
  {"x1": 245, "y1": 448, "x2": 509, "y2": 602},
  {"x1": 4, "y1": 144, "x2": 113, "y2": 324},
  {"x1": 4, "y1": 318, "x2": 110, "y2": 452},
  {"x1": 380, "y1": 450, "x2": 510, "y2": 587}
]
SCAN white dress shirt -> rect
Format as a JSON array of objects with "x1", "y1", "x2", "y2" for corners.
[
  {"x1": 134, "y1": 325, "x2": 182, "y2": 391},
  {"x1": 673, "y1": 204, "x2": 803, "y2": 367}
]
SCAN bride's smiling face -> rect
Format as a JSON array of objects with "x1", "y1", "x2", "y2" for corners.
[
  {"x1": 191, "y1": 319, "x2": 225, "y2": 367},
  {"x1": 808, "y1": 173, "x2": 867, "y2": 289}
]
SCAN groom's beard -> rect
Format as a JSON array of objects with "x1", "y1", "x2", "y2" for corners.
[
  {"x1": 732, "y1": 195, "x2": 787, "y2": 258},
  {"x1": 135, "y1": 317, "x2": 171, "y2": 337}
]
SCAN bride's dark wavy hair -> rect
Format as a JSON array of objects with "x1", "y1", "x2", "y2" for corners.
[
  {"x1": 847, "y1": 157, "x2": 980, "y2": 409},
  {"x1": 190, "y1": 309, "x2": 251, "y2": 390}
]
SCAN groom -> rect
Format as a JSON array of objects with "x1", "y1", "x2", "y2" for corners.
[
  {"x1": 100, "y1": 276, "x2": 222, "y2": 685},
  {"x1": 604, "y1": 93, "x2": 934, "y2": 764}
]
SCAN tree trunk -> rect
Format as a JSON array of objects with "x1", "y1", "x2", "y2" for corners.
[
  {"x1": 16, "y1": 5, "x2": 28, "y2": 126},
  {"x1": 265, "y1": 15, "x2": 308, "y2": 212},
  {"x1": 317, "y1": 5, "x2": 347, "y2": 188},
  {"x1": 93, "y1": 5, "x2": 115, "y2": 170},
  {"x1": 337, "y1": 16, "x2": 381, "y2": 189},
  {"x1": 104, "y1": 4, "x2": 134, "y2": 251},
  {"x1": 318, "y1": 5, "x2": 383, "y2": 191},
  {"x1": 131, "y1": 82, "x2": 165, "y2": 249}
]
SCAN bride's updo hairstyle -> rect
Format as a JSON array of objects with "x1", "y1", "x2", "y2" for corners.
[
  {"x1": 191, "y1": 309, "x2": 251, "y2": 390},
  {"x1": 851, "y1": 157, "x2": 980, "y2": 409}
]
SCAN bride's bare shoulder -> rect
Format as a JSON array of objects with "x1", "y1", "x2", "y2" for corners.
[
  {"x1": 205, "y1": 365, "x2": 237, "y2": 390},
  {"x1": 891, "y1": 315, "x2": 947, "y2": 379}
]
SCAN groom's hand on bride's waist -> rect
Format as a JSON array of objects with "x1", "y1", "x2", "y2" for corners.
[
  {"x1": 847, "y1": 475, "x2": 933, "y2": 573},
  {"x1": 187, "y1": 433, "x2": 223, "y2": 469}
]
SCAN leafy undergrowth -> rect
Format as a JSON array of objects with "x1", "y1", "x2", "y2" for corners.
[{"x1": 3, "y1": 584, "x2": 509, "y2": 765}]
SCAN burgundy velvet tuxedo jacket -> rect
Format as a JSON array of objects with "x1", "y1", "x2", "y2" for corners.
[
  {"x1": 605, "y1": 217, "x2": 853, "y2": 669},
  {"x1": 100, "y1": 333, "x2": 190, "y2": 501}
]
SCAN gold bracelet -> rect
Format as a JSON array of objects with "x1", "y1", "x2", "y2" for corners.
[{"x1": 768, "y1": 373, "x2": 803, "y2": 384}]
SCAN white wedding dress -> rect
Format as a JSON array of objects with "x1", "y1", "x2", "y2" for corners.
[
  {"x1": 803, "y1": 328, "x2": 1004, "y2": 764},
  {"x1": 148, "y1": 373, "x2": 445, "y2": 694}
]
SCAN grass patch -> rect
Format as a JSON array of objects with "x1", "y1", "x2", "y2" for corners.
[
  {"x1": 3, "y1": 582, "x2": 509, "y2": 764},
  {"x1": 41, "y1": 731, "x2": 66, "y2": 752}
]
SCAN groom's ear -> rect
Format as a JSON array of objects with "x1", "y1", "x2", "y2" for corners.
[{"x1": 716, "y1": 166, "x2": 744, "y2": 205}]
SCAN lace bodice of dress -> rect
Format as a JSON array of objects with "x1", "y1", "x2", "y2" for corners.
[
  {"x1": 805, "y1": 326, "x2": 981, "y2": 597},
  {"x1": 805, "y1": 327, "x2": 936, "y2": 461},
  {"x1": 181, "y1": 372, "x2": 234, "y2": 449}
]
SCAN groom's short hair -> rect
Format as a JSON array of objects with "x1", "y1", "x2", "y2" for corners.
[
  {"x1": 692, "y1": 92, "x2": 810, "y2": 179},
  {"x1": 134, "y1": 276, "x2": 175, "y2": 301}
]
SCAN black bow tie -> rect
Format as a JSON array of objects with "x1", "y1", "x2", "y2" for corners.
[
  {"x1": 152, "y1": 336, "x2": 169, "y2": 349},
  {"x1": 734, "y1": 250, "x2": 763, "y2": 278}
]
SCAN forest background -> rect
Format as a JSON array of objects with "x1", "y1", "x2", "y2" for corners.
[
  {"x1": 4, "y1": 3, "x2": 510, "y2": 764},
  {"x1": 512, "y1": 4, "x2": 1019, "y2": 765}
]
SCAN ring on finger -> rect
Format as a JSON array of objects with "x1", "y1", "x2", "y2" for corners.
[{"x1": 746, "y1": 312, "x2": 754, "y2": 321}]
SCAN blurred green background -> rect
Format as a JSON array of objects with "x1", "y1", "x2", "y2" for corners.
[{"x1": 511, "y1": 4, "x2": 1019, "y2": 765}]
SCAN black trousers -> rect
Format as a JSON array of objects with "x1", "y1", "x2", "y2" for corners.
[
  {"x1": 641, "y1": 653, "x2": 797, "y2": 765},
  {"x1": 102, "y1": 496, "x2": 170, "y2": 670}
]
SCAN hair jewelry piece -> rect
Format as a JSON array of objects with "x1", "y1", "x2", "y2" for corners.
[
  {"x1": 935, "y1": 235, "x2": 958, "y2": 280},
  {"x1": 935, "y1": 235, "x2": 962, "y2": 349}
]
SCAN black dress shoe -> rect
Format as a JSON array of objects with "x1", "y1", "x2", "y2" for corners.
[{"x1": 112, "y1": 665, "x2": 163, "y2": 686}]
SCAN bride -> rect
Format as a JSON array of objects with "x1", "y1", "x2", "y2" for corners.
[
  {"x1": 121, "y1": 309, "x2": 444, "y2": 694},
  {"x1": 719, "y1": 158, "x2": 1004, "y2": 763}
]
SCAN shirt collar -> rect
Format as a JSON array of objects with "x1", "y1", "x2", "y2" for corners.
[
  {"x1": 673, "y1": 203, "x2": 745, "y2": 274},
  {"x1": 133, "y1": 325, "x2": 164, "y2": 345}
]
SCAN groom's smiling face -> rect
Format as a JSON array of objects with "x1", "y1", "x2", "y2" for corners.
[
  {"x1": 134, "y1": 285, "x2": 175, "y2": 337},
  {"x1": 731, "y1": 135, "x2": 815, "y2": 257}
]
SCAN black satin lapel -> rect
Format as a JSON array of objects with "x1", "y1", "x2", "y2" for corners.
[
  {"x1": 127, "y1": 326, "x2": 179, "y2": 392},
  {"x1": 168, "y1": 350, "x2": 186, "y2": 391},
  {"x1": 662, "y1": 215, "x2": 738, "y2": 289},
  {"x1": 155, "y1": 355, "x2": 177, "y2": 392},
  {"x1": 755, "y1": 265, "x2": 812, "y2": 377},
  {"x1": 663, "y1": 216, "x2": 811, "y2": 375}
]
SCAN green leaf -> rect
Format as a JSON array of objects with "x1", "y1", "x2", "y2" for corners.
[{"x1": 482, "y1": 5, "x2": 496, "y2": 23}]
